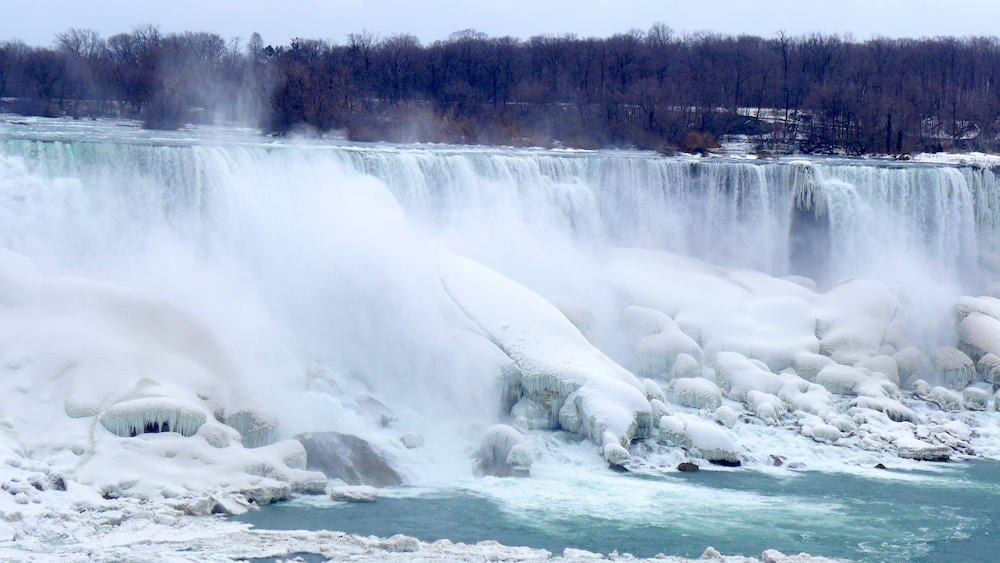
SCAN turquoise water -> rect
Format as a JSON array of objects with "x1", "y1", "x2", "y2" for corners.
[{"x1": 235, "y1": 460, "x2": 1000, "y2": 561}]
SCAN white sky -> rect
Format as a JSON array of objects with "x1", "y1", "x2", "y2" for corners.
[{"x1": 4, "y1": 0, "x2": 999, "y2": 47}]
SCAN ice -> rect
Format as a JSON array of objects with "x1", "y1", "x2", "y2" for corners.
[
  {"x1": 98, "y1": 397, "x2": 208, "y2": 438},
  {"x1": 476, "y1": 425, "x2": 532, "y2": 477},
  {"x1": 438, "y1": 250, "x2": 653, "y2": 454},
  {"x1": 672, "y1": 378, "x2": 723, "y2": 410},
  {"x1": 931, "y1": 346, "x2": 976, "y2": 388},
  {"x1": 658, "y1": 413, "x2": 741, "y2": 465}
]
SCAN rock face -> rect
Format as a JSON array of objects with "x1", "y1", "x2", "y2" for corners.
[{"x1": 295, "y1": 432, "x2": 403, "y2": 487}]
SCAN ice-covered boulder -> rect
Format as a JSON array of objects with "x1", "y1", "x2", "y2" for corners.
[
  {"x1": 222, "y1": 409, "x2": 278, "y2": 448},
  {"x1": 295, "y1": 431, "x2": 403, "y2": 486},
  {"x1": 893, "y1": 346, "x2": 923, "y2": 383},
  {"x1": 963, "y1": 387, "x2": 989, "y2": 411},
  {"x1": 475, "y1": 425, "x2": 531, "y2": 477},
  {"x1": 817, "y1": 279, "x2": 901, "y2": 361},
  {"x1": 800, "y1": 419, "x2": 842, "y2": 444},
  {"x1": 713, "y1": 405, "x2": 740, "y2": 428},
  {"x1": 642, "y1": 379, "x2": 667, "y2": 403},
  {"x1": 926, "y1": 386, "x2": 963, "y2": 412},
  {"x1": 793, "y1": 352, "x2": 833, "y2": 382},
  {"x1": 670, "y1": 353, "x2": 702, "y2": 380},
  {"x1": 956, "y1": 311, "x2": 1000, "y2": 362},
  {"x1": 510, "y1": 396, "x2": 557, "y2": 430},
  {"x1": 671, "y1": 378, "x2": 722, "y2": 410},
  {"x1": 857, "y1": 355, "x2": 900, "y2": 386},
  {"x1": 658, "y1": 413, "x2": 741, "y2": 465},
  {"x1": 745, "y1": 390, "x2": 787, "y2": 424},
  {"x1": 438, "y1": 251, "x2": 652, "y2": 451},
  {"x1": 814, "y1": 361, "x2": 898, "y2": 399},
  {"x1": 931, "y1": 347, "x2": 975, "y2": 389},
  {"x1": 977, "y1": 353, "x2": 1000, "y2": 384},
  {"x1": 849, "y1": 396, "x2": 918, "y2": 423},
  {"x1": 623, "y1": 305, "x2": 704, "y2": 374}
]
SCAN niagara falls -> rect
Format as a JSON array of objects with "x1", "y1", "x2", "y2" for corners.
[{"x1": 2, "y1": 1, "x2": 1000, "y2": 561}]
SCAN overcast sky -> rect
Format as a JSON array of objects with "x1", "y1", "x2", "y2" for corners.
[{"x1": 5, "y1": 0, "x2": 999, "y2": 47}]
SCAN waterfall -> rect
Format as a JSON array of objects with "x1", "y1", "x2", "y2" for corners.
[{"x1": 2, "y1": 133, "x2": 1000, "y2": 430}]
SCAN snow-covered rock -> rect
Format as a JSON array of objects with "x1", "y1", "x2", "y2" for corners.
[
  {"x1": 658, "y1": 414, "x2": 741, "y2": 465},
  {"x1": 963, "y1": 387, "x2": 989, "y2": 411},
  {"x1": 672, "y1": 378, "x2": 723, "y2": 410},
  {"x1": 931, "y1": 347, "x2": 975, "y2": 389}
]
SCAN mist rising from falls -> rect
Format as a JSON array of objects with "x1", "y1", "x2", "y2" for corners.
[{"x1": 1, "y1": 134, "x2": 999, "y2": 470}]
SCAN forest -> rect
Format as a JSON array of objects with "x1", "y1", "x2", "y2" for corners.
[{"x1": 1, "y1": 25, "x2": 998, "y2": 154}]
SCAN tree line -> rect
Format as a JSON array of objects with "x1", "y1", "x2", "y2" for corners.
[{"x1": 1, "y1": 25, "x2": 998, "y2": 154}]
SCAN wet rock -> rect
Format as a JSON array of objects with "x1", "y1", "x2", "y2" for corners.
[
  {"x1": 352, "y1": 395, "x2": 397, "y2": 428},
  {"x1": 770, "y1": 455, "x2": 786, "y2": 467},
  {"x1": 295, "y1": 432, "x2": 403, "y2": 487},
  {"x1": 677, "y1": 462, "x2": 700, "y2": 472},
  {"x1": 874, "y1": 463, "x2": 887, "y2": 470}
]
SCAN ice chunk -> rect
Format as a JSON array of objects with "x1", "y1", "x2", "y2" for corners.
[{"x1": 671, "y1": 378, "x2": 722, "y2": 410}]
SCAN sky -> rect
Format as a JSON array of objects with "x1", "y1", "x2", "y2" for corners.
[{"x1": 4, "y1": 0, "x2": 999, "y2": 47}]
